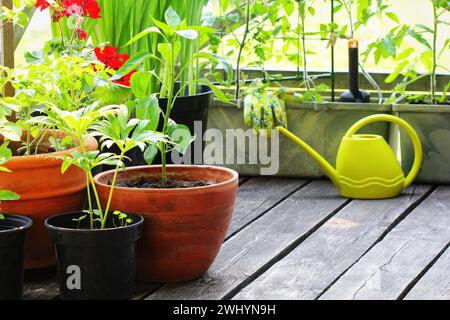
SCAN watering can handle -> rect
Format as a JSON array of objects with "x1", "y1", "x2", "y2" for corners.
[{"x1": 345, "y1": 114, "x2": 422, "y2": 188}]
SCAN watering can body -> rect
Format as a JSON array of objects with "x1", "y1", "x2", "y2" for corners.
[{"x1": 278, "y1": 114, "x2": 422, "y2": 199}]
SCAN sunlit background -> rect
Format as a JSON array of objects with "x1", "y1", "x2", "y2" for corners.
[{"x1": 15, "y1": 0, "x2": 450, "y2": 73}]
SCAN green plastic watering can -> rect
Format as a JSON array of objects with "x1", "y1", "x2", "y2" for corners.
[{"x1": 277, "y1": 114, "x2": 423, "y2": 199}]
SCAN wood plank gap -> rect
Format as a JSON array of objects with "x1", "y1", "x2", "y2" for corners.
[
  {"x1": 238, "y1": 177, "x2": 251, "y2": 186},
  {"x1": 397, "y1": 240, "x2": 450, "y2": 300},
  {"x1": 222, "y1": 199, "x2": 352, "y2": 300},
  {"x1": 225, "y1": 179, "x2": 312, "y2": 241},
  {"x1": 146, "y1": 181, "x2": 348, "y2": 300},
  {"x1": 316, "y1": 185, "x2": 437, "y2": 300}
]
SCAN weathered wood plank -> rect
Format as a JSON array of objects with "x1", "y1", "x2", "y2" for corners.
[
  {"x1": 405, "y1": 246, "x2": 450, "y2": 300},
  {"x1": 23, "y1": 278, "x2": 59, "y2": 300},
  {"x1": 23, "y1": 279, "x2": 161, "y2": 300},
  {"x1": 233, "y1": 185, "x2": 432, "y2": 300},
  {"x1": 227, "y1": 177, "x2": 308, "y2": 238},
  {"x1": 320, "y1": 186, "x2": 450, "y2": 300},
  {"x1": 146, "y1": 180, "x2": 348, "y2": 300}
]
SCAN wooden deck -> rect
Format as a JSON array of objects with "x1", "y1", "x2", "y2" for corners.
[{"x1": 24, "y1": 177, "x2": 450, "y2": 300}]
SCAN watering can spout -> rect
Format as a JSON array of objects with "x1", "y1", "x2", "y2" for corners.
[{"x1": 276, "y1": 126, "x2": 340, "y2": 186}]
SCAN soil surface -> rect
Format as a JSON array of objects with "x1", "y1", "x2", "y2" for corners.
[{"x1": 115, "y1": 177, "x2": 215, "y2": 189}]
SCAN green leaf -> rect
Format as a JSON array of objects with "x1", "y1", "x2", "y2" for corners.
[
  {"x1": 0, "y1": 213, "x2": 4, "y2": 220},
  {"x1": 135, "y1": 96, "x2": 161, "y2": 131},
  {"x1": 143, "y1": 144, "x2": 158, "y2": 165},
  {"x1": 198, "y1": 79, "x2": 230, "y2": 103},
  {"x1": 385, "y1": 12, "x2": 399, "y2": 24},
  {"x1": 130, "y1": 71, "x2": 153, "y2": 99},
  {"x1": 394, "y1": 48, "x2": 414, "y2": 61},
  {"x1": 0, "y1": 123, "x2": 22, "y2": 141},
  {"x1": 112, "y1": 52, "x2": 153, "y2": 80},
  {"x1": 165, "y1": 6, "x2": 181, "y2": 27},
  {"x1": 175, "y1": 29, "x2": 199, "y2": 40},
  {"x1": 407, "y1": 29, "x2": 432, "y2": 49},
  {"x1": 0, "y1": 190, "x2": 20, "y2": 201},
  {"x1": 420, "y1": 51, "x2": 433, "y2": 71},
  {"x1": 167, "y1": 123, "x2": 194, "y2": 155},
  {"x1": 124, "y1": 27, "x2": 162, "y2": 47},
  {"x1": 385, "y1": 60, "x2": 409, "y2": 83}
]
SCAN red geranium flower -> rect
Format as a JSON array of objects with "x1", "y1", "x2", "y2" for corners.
[
  {"x1": 36, "y1": 0, "x2": 101, "y2": 21},
  {"x1": 94, "y1": 46, "x2": 136, "y2": 87},
  {"x1": 114, "y1": 70, "x2": 137, "y2": 87},
  {"x1": 35, "y1": 0, "x2": 51, "y2": 11},
  {"x1": 62, "y1": 0, "x2": 101, "y2": 19},
  {"x1": 94, "y1": 46, "x2": 129, "y2": 70},
  {"x1": 75, "y1": 28, "x2": 88, "y2": 40}
]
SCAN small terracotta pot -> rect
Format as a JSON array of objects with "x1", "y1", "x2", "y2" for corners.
[
  {"x1": 94, "y1": 165, "x2": 238, "y2": 283},
  {"x1": 0, "y1": 132, "x2": 98, "y2": 269}
]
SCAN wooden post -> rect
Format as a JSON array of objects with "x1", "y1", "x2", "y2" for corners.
[{"x1": 1, "y1": 0, "x2": 16, "y2": 121}]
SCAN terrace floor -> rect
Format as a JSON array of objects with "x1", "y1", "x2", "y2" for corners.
[{"x1": 24, "y1": 177, "x2": 450, "y2": 300}]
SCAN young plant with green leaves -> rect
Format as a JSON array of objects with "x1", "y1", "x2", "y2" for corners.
[
  {"x1": 113, "y1": 7, "x2": 229, "y2": 184},
  {"x1": 363, "y1": 0, "x2": 450, "y2": 104},
  {"x1": 30, "y1": 103, "x2": 169, "y2": 229}
]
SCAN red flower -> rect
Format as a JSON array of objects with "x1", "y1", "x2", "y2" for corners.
[
  {"x1": 94, "y1": 46, "x2": 136, "y2": 87},
  {"x1": 114, "y1": 70, "x2": 137, "y2": 87},
  {"x1": 36, "y1": 0, "x2": 101, "y2": 20},
  {"x1": 35, "y1": 0, "x2": 51, "y2": 11},
  {"x1": 62, "y1": 0, "x2": 101, "y2": 19},
  {"x1": 75, "y1": 28, "x2": 88, "y2": 40},
  {"x1": 94, "y1": 46, "x2": 129, "y2": 70}
]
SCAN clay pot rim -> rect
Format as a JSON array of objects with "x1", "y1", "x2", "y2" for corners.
[
  {"x1": 3, "y1": 132, "x2": 97, "y2": 165},
  {"x1": 94, "y1": 165, "x2": 239, "y2": 193}
]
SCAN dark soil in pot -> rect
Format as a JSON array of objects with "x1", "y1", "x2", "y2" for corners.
[
  {"x1": 115, "y1": 176, "x2": 214, "y2": 189},
  {"x1": 0, "y1": 214, "x2": 33, "y2": 299},
  {"x1": 45, "y1": 212, "x2": 144, "y2": 300}
]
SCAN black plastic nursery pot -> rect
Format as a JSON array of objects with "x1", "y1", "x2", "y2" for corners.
[
  {"x1": 45, "y1": 212, "x2": 144, "y2": 300},
  {"x1": 129, "y1": 84, "x2": 214, "y2": 167},
  {"x1": 0, "y1": 214, "x2": 33, "y2": 300}
]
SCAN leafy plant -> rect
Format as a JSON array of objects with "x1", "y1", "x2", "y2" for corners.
[
  {"x1": 30, "y1": 103, "x2": 169, "y2": 229},
  {"x1": 52, "y1": 0, "x2": 211, "y2": 95},
  {"x1": 112, "y1": 7, "x2": 229, "y2": 184},
  {"x1": 362, "y1": 0, "x2": 450, "y2": 104}
]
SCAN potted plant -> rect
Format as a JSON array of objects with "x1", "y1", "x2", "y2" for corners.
[
  {"x1": 0, "y1": 213, "x2": 32, "y2": 300},
  {"x1": 0, "y1": 0, "x2": 139, "y2": 270},
  {"x1": 365, "y1": 0, "x2": 450, "y2": 183},
  {"x1": 40, "y1": 104, "x2": 168, "y2": 299},
  {"x1": 53, "y1": 0, "x2": 222, "y2": 164},
  {"x1": 205, "y1": 0, "x2": 393, "y2": 178},
  {"x1": 94, "y1": 8, "x2": 239, "y2": 283},
  {"x1": 0, "y1": 107, "x2": 33, "y2": 300}
]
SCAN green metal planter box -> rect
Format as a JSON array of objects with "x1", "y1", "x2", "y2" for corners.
[
  {"x1": 206, "y1": 100, "x2": 391, "y2": 177},
  {"x1": 393, "y1": 104, "x2": 450, "y2": 184}
]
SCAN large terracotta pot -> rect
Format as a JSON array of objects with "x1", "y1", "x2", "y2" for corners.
[
  {"x1": 0, "y1": 132, "x2": 98, "y2": 269},
  {"x1": 94, "y1": 165, "x2": 238, "y2": 283}
]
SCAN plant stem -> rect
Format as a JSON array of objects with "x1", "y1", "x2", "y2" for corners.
[
  {"x1": 101, "y1": 149, "x2": 125, "y2": 229},
  {"x1": 431, "y1": 2, "x2": 438, "y2": 104},
  {"x1": 88, "y1": 170, "x2": 103, "y2": 221},
  {"x1": 86, "y1": 174, "x2": 93, "y2": 229},
  {"x1": 57, "y1": 21, "x2": 65, "y2": 47},
  {"x1": 161, "y1": 43, "x2": 175, "y2": 184},
  {"x1": 299, "y1": 9, "x2": 311, "y2": 92},
  {"x1": 235, "y1": 0, "x2": 250, "y2": 100}
]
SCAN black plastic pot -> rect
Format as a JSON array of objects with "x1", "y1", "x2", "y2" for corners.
[
  {"x1": 0, "y1": 214, "x2": 33, "y2": 300},
  {"x1": 45, "y1": 212, "x2": 144, "y2": 300}
]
